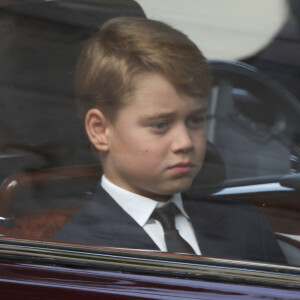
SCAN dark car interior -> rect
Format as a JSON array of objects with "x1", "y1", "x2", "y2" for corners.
[{"x1": 0, "y1": 0, "x2": 146, "y2": 184}]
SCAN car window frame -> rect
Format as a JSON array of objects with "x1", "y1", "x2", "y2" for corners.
[{"x1": 0, "y1": 237, "x2": 299, "y2": 289}]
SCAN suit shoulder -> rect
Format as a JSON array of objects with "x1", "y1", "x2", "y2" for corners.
[{"x1": 183, "y1": 190, "x2": 259, "y2": 211}]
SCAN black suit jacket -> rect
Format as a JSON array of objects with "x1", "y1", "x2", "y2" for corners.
[{"x1": 53, "y1": 184, "x2": 286, "y2": 264}]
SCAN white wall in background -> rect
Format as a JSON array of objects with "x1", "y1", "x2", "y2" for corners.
[{"x1": 136, "y1": 0, "x2": 289, "y2": 60}]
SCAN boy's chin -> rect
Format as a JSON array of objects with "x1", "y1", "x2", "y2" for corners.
[
  {"x1": 161, "y1": 180, "x2": 194, "y2": 195},
  {"x1": 137, "y1": 181, "x2": 193, "y2": 202}
]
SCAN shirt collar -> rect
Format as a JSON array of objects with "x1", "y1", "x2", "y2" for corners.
[{"x1": 101, "y1": 175, "x2": 189, "y2": 227}]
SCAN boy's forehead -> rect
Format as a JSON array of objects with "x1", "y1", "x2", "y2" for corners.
[
  {"x1": 127, "y1": 72, "x2": 206, "y2": 109},
  {"x1": 140, "y1": 102, "x2": 206, "y2": 117},
  {"x1": 127, "y1": 96, "x2": 207, "y2": 121}
]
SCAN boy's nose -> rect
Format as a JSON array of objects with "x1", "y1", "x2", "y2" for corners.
[{"x1": 171, "y1": 126, "x2": 194, "y2": 153}]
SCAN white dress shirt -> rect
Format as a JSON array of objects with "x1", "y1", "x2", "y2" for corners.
[{"x1": 101, "y1": 175, "x2": 201, "y2": 255}]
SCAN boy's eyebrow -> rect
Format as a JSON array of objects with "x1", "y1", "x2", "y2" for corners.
[
  {"x1": 190, "y1": 107, "x2": 207, "y2": 114},
  {"x1": 140, "y1": 107, "x2": 207, "y2": 121},
  {"x1": 140, "y1": 112, "x2": 176, "y2": 121}
]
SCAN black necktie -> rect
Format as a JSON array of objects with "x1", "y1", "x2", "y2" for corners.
[{"x1": 151, "y1": 202, "x2": 195, "y2": 254}]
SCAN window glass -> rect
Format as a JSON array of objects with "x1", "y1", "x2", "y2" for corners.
[{"x1": 0, "y1": 0, "x2": 299, "y2": 269}]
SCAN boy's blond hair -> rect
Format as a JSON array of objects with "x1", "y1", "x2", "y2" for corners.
[{"x1": 76, "y1": 17, "x2": 211, "y2": 121}]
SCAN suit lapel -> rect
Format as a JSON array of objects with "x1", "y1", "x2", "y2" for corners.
[
  {"x1": 87, "y1": 184, "x2": 159, "y2": 251},
  {"x1": 84, "y1": 187, "x2": 244, "y2": 259},
  {"x1": 183, "y1": 193, "x2": 244, "y2": 260}
]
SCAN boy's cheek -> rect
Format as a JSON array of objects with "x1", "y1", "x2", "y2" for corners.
[
  {"x1": 197, "y1": 134, "x2": 207, "y2": 153},
  {"x1": 113, "y1": 150, "x2": 163, "y2": 168}
]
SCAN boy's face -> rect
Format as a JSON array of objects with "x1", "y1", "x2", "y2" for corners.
[{"x1": 104, "y1": 73, "x2": 206, "y2": 201}]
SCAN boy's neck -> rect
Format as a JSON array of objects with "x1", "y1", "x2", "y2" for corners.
[{"x1": 102, "y1": 174, "x2": 174, "y2": 202}]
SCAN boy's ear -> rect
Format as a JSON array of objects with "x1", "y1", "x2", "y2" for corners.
[{"x1": 85, "y1": 108, "x2": 110, "y2": 152}]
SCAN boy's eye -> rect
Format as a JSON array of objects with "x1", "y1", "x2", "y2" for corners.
[
  {"x1": 152, "y1": 122, "x2": 167, "y2": 129},
  {"x1": 187, "y1": 115, "x2": 205, "y2": 128},
  {"x1": 150, "y1": 121, "x2": 169, "y2": 131}
]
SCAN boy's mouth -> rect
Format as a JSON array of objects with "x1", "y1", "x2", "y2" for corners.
[{"x1": 167, "y1": 162, "x2": 196, "y2": 174}]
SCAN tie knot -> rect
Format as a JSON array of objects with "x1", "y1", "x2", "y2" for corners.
[
  {"x1": 152, "y1": 202, "x2": 179, "y2": 231},
  {"x1": 151, "y1": 202, "x2": 195, "y2": 254}
]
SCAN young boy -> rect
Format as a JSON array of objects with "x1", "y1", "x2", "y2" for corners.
[{"x1": 53, "y1": 17, "x2": 285, "y2": 263}]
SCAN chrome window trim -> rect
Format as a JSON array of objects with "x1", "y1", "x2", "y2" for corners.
[
  {"x1": 214, "y1": 182, "x2": 294, "y2": 196},
  {"x1": 0, "y1": 238, "x2": 299, "y2": 289}
]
